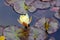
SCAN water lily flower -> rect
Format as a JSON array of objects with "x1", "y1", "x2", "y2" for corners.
[
  {"x1": 18, "y1": 13, "x2": 32, "y2": 27},
  {"x1": 34, "y1": 17, "x2": 59, "y2": 34},
  {"x1": 0, "y1": 36, "x2": 5, "y2": 40}
]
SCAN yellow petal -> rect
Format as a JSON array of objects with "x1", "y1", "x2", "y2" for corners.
[{"x1": 29, "y1": 16, "x2": 32, "y2": 23}]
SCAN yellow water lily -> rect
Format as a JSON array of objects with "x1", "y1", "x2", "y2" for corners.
[
  {"x1": 0, "y1": 36, "x2": 5, "y2": 40},
  {"x1": 18, "y1": 13, "x2": 32, "y2": 27}
]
